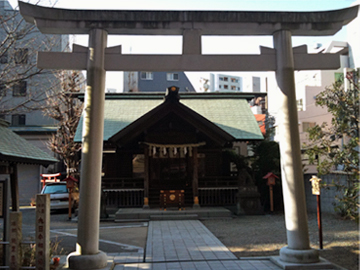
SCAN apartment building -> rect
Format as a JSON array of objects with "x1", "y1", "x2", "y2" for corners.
[
  {"x1": 0, "y1": 0, "x2": 68, "y2": 129},
  {"x1": 123, "y1": 71, "x2": 196, "y2": 93},
  {"x1": 0, "y1": 0, "x2": 69, "y2": 204}
]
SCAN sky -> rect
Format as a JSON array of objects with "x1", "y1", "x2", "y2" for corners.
[{"x1": 7, "y1": 0, "x2": 358, "y2": 92}]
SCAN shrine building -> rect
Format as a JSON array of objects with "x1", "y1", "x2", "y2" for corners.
[{"x1": 74, "y1": 87, "x2": 263, "y2": 209}]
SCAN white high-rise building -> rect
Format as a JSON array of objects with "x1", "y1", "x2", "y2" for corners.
[
  {"x1": 209, "y1": 73, "x2": 242, "y2": 92},
  {"x1": 209, "y1": 73, "x2": 263, "y2": 93}
]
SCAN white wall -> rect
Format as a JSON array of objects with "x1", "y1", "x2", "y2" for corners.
[
  {"x1": 348, "y1": 1, "x2": 360, "y2": 68},
  {"x1": 17, "y1": 164, "x2": 42, "y2": 206}
]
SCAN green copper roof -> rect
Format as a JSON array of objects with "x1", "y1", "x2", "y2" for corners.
[
  {"x1": 75, "y1": 93, "x2": 263, "y2": 142},
  {"x1": 0, "y1": 120, "x2": 58, "y2": 165},
  {"x1": 9, "y1": 125, "x2": 57, "y2": 133},
  {"x1": 182, "y1": 98, "x2": 262, "y2": 140}
]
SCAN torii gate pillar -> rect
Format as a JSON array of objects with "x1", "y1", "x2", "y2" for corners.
[
  {"x1": 273, "y1": 30, "x2": 319, "y2": 264},
  {"x1": 67, "y1": 29, "x2": 108, "y2": 269}
]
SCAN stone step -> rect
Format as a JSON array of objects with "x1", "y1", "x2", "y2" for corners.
[
  {"x1": 114, "y1": 207, "x2": 232, "y2": 222},
  {"x1": 150, "y1": 214, "x2": 199, "y2": 220}
]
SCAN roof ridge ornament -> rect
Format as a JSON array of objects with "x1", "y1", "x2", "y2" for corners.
[{"x1": 165, "y1": 86, "x2": 180, "y2": 102}]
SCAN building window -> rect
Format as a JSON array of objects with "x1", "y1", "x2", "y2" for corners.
[
  {"x1": 11, "y1": 114, "x2": 26, "y2": 126},
  {"x1": 167, "y1": 73, "x2": 179, "y2": 81},
  {"x1": 14, "y1": 48, "x2": 29, "y2": 64},
  {"x1": 223, "y1": 85, "x2": 228, "y2": 89},
  {"x1": 0, "y1": 82, "x2": 6, "y2": 97},
  {"x1": 297, "y1": 99, "x2": 303, "y2": 111},
  {"x1": 231, "y1": 77, "x2": 238, "y2": 83},
  {"x1": 223, "y1": 77, "x2": 228, "y2": 82},
  {"x1": 219, "y1": 85, "x2": 222, "y2": 89},
  {"x1": 0, "y1": 52, "x2": 8, "y2": 64},
  {"x1": 140, "y1": 72, "x2": 153, "y2": 80},
  {"x1": 13, "y1": 81, "x2": 27, "y2": 96},
  {"x1": 219, "y1": 77, "x2": 224, "y2": 81},
  {"x1": 231, "y1": 85, "x2": 236, "y2": 90}
]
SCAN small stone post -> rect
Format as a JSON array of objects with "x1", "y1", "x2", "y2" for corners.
[
  {"x1": 35, "y1": 194, "x2": 50, "y2": 270},
  {"x1": 9, "y1": 211, "x2": 22, "y2": 270}
]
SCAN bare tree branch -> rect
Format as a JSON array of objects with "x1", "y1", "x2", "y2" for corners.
[
  {"x1": 43, "y1": 71, "x2": 84, "y2": 178},
  {"x1": 0, "y1": 3, "x2": 67, "y2": 116}
]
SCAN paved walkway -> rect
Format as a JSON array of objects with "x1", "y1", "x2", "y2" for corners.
[{"x1": 112, "y1": 220, "x2": 282, "y2": 270}]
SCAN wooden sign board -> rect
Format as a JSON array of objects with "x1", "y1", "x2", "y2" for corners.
[
  {"x1": 310, "y1": 176, "x2": 321, "y2": 195},
  {"x1": 267, "y1": 177, "x2": 276, "y2": 186}
]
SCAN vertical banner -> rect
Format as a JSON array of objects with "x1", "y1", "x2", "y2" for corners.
[
  {"x1": 35, "y1": 194, "x2": 50, "y2": 270},
  {"x1": 9, "y1": 212, "x2": 22, "y2": 270}
]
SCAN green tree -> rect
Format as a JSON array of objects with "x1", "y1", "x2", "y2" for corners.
[
  {"x1": 251, "y1": 140, "x2": 282, "y2": 211},
  {"x1": 305, "y1": 69, "x2": 359, "y2": 221}
]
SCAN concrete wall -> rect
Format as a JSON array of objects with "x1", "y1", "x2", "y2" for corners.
[{"x1": 304, "y1": 173, "x2": 349, "y2": 214}]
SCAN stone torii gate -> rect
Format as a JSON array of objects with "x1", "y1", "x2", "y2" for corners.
[{"x1": 19, "y1": 2, "x2": 359, "y2": 269}]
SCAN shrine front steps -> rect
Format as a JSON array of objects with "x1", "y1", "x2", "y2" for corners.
[
  {"x1": 150, "y1": 214, "x2": 199, "y2": 220},
  {"x1": 114, "y1": 207, "x2": 232, "y2": 222}
]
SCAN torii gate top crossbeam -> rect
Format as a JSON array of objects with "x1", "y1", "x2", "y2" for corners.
[{"x1": 19, "y1": 1, "x2": 358, "y2": 36}]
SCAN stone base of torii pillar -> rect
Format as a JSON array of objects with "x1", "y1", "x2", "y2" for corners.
[
  {"x1": 67, "y1": 251, "x2": 108, "y2": 270},
  {"x1": 271, "y1": 256, "x2": 335, "y2": 270}
]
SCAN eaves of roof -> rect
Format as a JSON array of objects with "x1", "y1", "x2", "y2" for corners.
[{"x1": 0, "y1": 120, "x2": 58, "y2": 165}]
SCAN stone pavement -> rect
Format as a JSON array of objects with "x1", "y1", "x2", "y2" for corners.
[{"x1": 111, "y1": 220, "x2": 282, "y2": 270}]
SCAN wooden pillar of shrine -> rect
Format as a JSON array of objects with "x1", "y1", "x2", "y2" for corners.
[
  {"x1": 143, "y1": 146, "x2": 150, "y2": 209},
  {"x1": 9, "y1": 164, "x2": 19, "y2": 211},
  {"x1": 192, "y1": 147, "x2": 200, "y2": 208}
]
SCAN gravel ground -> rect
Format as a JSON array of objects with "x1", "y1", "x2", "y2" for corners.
[{"x1": 202, "y1": 213, "x2": 359, "y2": 270}]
